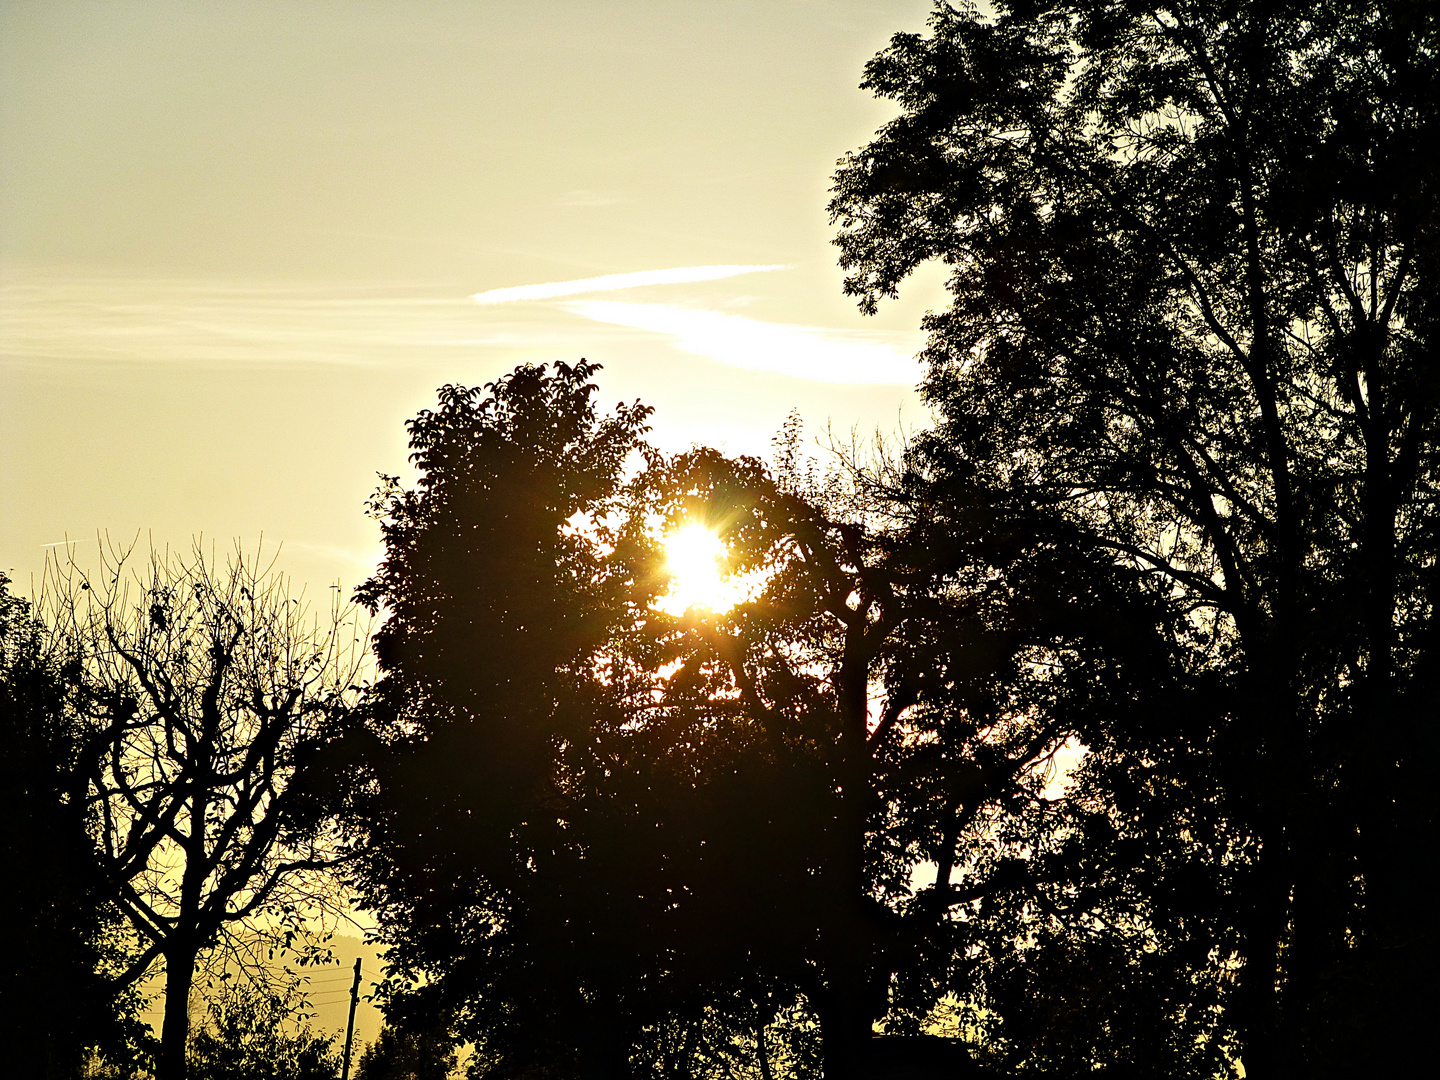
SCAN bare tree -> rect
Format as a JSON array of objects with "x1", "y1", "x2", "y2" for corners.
[{"x1": 43, "y1": 539, "x2": 369, "y2": 1080}]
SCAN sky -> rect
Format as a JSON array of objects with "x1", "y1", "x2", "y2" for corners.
[{"x1": 0, "y1": 0, "x2": 956, "y2": 601}]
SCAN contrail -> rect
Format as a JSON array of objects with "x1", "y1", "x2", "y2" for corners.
[{"x1": 471, "y1": 264, "x2": 789, "y2": 305}]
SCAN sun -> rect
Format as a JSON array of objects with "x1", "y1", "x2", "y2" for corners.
[{"x1": 658, "y1": 523, "x2": 737, "y2": 615}]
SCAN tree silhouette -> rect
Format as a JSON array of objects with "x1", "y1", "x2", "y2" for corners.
[
  {"x1": 831, "y1": 1, "x2": 1439, "y2": 1074},
  {"x1": 339, "y1": 360, "x2": 664, "y2": 1078},
  {"x1": 353, "y1": 1024, "x2": 456, "y2": 1080},
  {"x1": 338, "y1": 362, "x2": 1181, "y2": 1079},
  {"x1": 660, "y1": 445, "x2": 1192, "y2": 1077},
  {"x1": 43, "y1": 543, "x2": 367, "y2": 1080},
  {"x1": 341, "y1": 365, "x2": 858, "y2": 1076},
  {"x1": 186, "y1": 979, "x2": 340, "y2": 1080},
  {"x1": 0, "y1": 572, "x2": 148, "y2": 1079}
]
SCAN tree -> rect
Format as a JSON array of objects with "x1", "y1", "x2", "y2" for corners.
[
  {"x1": 186, "y1": 979, "x2": 341, "y2": 1080},
  {"x1": 340, "y1": 364, "x2": 839, "y2": 1076},
  {"x1": 43, "y1": 543, "x2": 368, "y2": 1080},
  {"x1": 830, "y1": 1, "x2": 1439, "y2": 1074},
  {"x1": 339, "y1": 362, "x2": 1172, "y2": 1079},
  {"x1": 339, "y1": 360, "x2": 664, "y2": 1078},
  {"x1": 625, "y1": 446, "x2": 1155, "y2": 1080},
  {"x1": 353, "y1": 1025, "x2": 456, "y2": 1080},
  {"x1": 0, "y1": 573, "x2": 148, "y2": 1079}
]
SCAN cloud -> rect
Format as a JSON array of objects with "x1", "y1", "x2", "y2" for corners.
[
  {"x1": 564, "y1": 301, "x2": 923, "y2": 385},
  {"x1": 1, "y1": 276, "x2": 580, "y2": 368},
  {"x1": 470, "y1": 264, "x2": 789, "y2": 305}
]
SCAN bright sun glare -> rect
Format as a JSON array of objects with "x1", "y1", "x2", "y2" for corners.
[{"x1": 659, "y1": 523, "x2": 738, "y2": 615}]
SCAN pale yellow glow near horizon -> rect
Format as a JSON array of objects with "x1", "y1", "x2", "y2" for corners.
[
  {"x1": 471, "y1": 264, "x2": 789, "y2": 304},
  {"x1": 564, "y1": 300, "x2": 924, "y2": 385},
  {"x1": 658, "y1": 523, "x2": 743, "y2": 616}
]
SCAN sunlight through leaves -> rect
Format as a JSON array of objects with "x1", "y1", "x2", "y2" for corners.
[{"x1": 656, "y1": 522, "x2": 747, "y2": 615}]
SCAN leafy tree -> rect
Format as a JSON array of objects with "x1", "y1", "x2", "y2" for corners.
[
  {"x1": 353, "y1": 1025, "x2": 456, "y2": 1080},
  {"x1": 0, "y1": 572, "x2": 149, "y2": 1079},
  {"x1": 339, "y1": 362, "x2": 1170, "y2": 1079},
  {"x1": 187, "y1": 979, "x2": 340, "y2": 1080},
  {"x1": 830, "y1": 1, "x2": 1439, "y2": 1074},
  {"x1": 42, "y1": 544, "x2": 368, "y2": 1080},
  {"x1": 339, "y1": 360, "x2": 664, "y2": 1078},
  {"x1": 341, "y1": 364, "x2": 839, "y2": 1076}
]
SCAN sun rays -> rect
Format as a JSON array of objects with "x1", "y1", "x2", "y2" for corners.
[{"x1": 656, "y1": 522, "x2": 755, "y2": 616}]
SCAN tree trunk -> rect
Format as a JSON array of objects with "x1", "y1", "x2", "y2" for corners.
[
  {"x1": 819, "y1": 795, "x2": 876, "y2": 1080},
  {"x1": 819, "y1": 979, "x2": 868, "y2": 1080},
  {"x1": 819, "y1": 615, "x2": 881, "y2": 1080},
  {"x1": 1226, "y1": 644, "x2": 1301, "y2": 1080},
  {"x1": 756, "y1": 1022, "x2": 774, "y2": 1080},
  {"x1": 157, "y1": 942, "x2": 197, "y2": 1080}
]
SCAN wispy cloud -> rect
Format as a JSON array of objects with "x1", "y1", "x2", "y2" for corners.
[
  {"x1": 1, "y1": 276, "x2": 575, "y2": 368},
  {"x1": 2, "y1": 270, "x2": 921, "y2": 386},
  {"x1": 471, "y1": 264, "x2": 788, "y2": 305},
  {"x1": 565, "y1": 301, "x2": 923, "y2": 385}
]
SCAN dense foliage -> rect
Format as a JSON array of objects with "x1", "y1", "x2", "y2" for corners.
[
  {"x1": 186, "y1": 981, "x2": 340, "y2": 1080},
  {"x1": 339, "y1": 363, "x2": 854, "y2": 1075},
  {"x1": 337, "y1": 360, "x2": 1190, "y2": 1079},
  {"x1": 353, "y1": 1025, "x2": 456, "y2": 1080},
  {"x1": 831, "y1": 1, "x2": 1438, "y2": 1075},
  {"x1": 341, "y1": 360, "x2": 668, "y2": 1076},
  {"x1": 0, "y1": 574, "x2": 148, "y2": 1079}
]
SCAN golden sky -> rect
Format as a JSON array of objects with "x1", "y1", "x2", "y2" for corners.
[{"x1": 1, "y1": 0, "x2": 951, "y2": 598}]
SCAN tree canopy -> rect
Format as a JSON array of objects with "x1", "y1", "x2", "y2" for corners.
[
  {"x1": 341, "y1": 360, "x2": 669, "y2": 1077},
  {"x1": 336, "y1": 359, "x2": 1199, "y2": 1079},
  {"x1": 186, "y1": 980, "x2": 340, "y2": 1080},
  {"x1": 42, "y1": 543, "x2": 367, "y2": 1080},
  {"x1": 830, "y1": 1, "x2": 1438, "y2": 1075},
  {"x1": 0, "y1": 572, "x2": 148, "y2": 1079},
  {"x1": 340, "y1": 363, "x2": 869, "y2": 1076}
]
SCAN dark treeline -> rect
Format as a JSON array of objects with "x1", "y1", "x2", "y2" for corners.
[{"x1": 4, "y1": 3, "x2": 1436, "y2": 1078}]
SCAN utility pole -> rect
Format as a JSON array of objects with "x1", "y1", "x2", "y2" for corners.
[{"x1": 341, "y1": 957, "x2": 362, "y2": 1080}]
